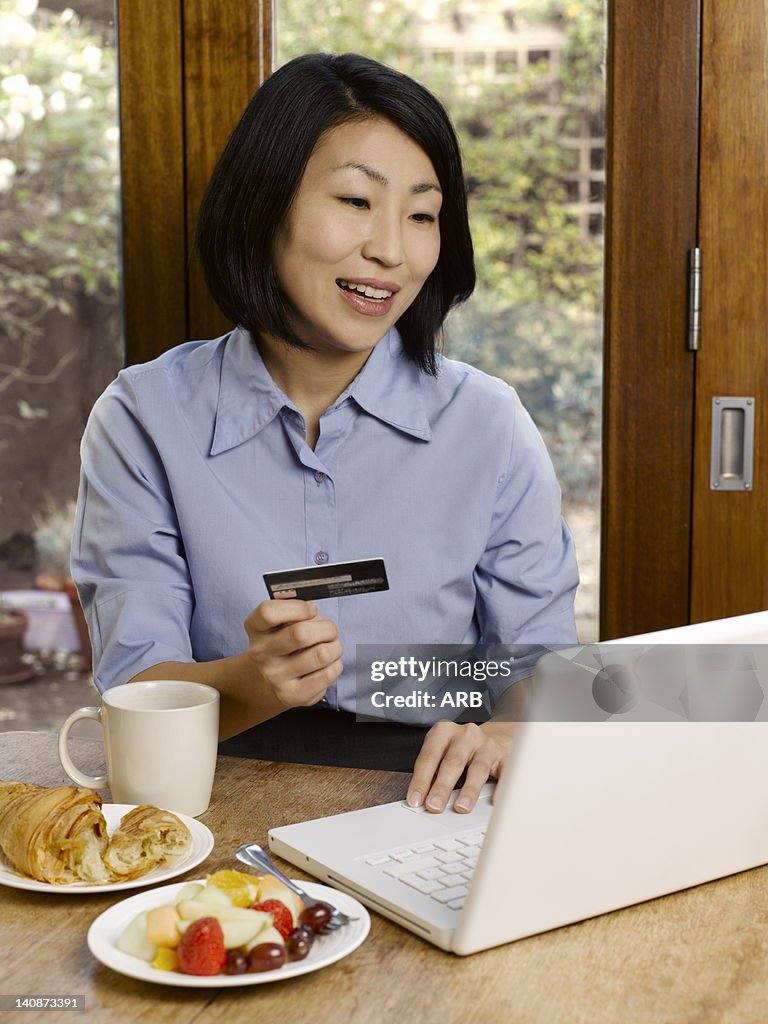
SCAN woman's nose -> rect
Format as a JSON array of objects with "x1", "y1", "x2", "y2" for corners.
[{"x1": 361, "y1": 213, "x2": 405, "y2": 267}]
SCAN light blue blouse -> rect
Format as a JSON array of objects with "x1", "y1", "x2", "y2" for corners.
[{"x1": 72, "y1": 327, "x2": 579, "y2": 711}]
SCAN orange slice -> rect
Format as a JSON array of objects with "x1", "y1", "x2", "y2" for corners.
[{"x1": 205, "y1": 869, "x2": 262, "y2": 908}]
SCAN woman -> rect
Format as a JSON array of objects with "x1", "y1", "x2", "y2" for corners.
[{"x1": 72, "y1": 53, "x2": 579, "y2": 813}]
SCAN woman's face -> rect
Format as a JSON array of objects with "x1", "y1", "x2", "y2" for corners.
[{"x1": 273, "y1": 117, "x2": 443, "y2": 356}]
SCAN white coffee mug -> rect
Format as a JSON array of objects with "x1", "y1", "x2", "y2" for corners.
[{"x1": 58, "y1": 680, "x2": 220, "y2": 817}]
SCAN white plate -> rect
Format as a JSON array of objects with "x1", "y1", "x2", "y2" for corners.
[
  {"x1": 0, "y1": 804, "x2": 214, "y2": 894},
  {"x1": 87, "y1": 879, "x2": 370, "y2": 987}
]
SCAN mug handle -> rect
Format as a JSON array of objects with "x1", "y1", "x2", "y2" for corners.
[{"x1": 58, "y1": 707, "x2": 109, "y2": 789}]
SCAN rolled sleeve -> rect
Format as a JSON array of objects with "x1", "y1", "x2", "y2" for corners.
[
  {"x1": 71, "y1": 375, "x2": 194, "y2": 692},
  {"x1": 474, "y1": 392, "x2": 580, "y2": 701}
]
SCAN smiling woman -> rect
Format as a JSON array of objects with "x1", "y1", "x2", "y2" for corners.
[
  {"x1": 271, "y1": 120, "x2": 442, "y2": 353},
  {"x1": 71, "y1": 53, "x2": 579, "y2": 814},
  {"x1": 265, "y1": 119, "x2": 444, "y2": 445},
  {"x1": 195, "y1": 54, "x2": 474, "y2": 377}
]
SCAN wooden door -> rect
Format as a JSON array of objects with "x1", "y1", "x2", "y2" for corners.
[
  {"x1": 601, "y1": 0, "x2": 701, "y2": 639},
  {"x1": 690, "y1": 0, "x2": 768, "y2": 621},
  {"x1": 602, "y1": 0, "x2": 768, "y2": 638}
]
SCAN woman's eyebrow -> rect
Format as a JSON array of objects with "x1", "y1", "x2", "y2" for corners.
[
  {"x1": 412, "y1": 181, "x2": 442, "y2": 195},
  {"x1": 333, "y1": 160, "x2": 442, "y2": 194}
]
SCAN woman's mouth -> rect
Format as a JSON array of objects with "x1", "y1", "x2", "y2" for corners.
[
  {"x1": 336, "y1": 279, "x2": 394, "y2": 301},
  {"x1": 336, "y1": 278, "x2": 398, "y2": 317}
]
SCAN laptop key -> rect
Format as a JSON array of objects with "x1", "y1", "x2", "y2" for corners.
[
  {"x1": 400, "y1": 801, "x2": 428, "y2": 814},
  {"x1": 434, "y1": 838, "x2": 462, "y2": 852},
  {"x1": 415, "y1": 866, "x2": 446, "y2": 881},
  {"x1": 440, "y1": 861, "x2": 469, "y2": 876},
  {"x1": 398, "y1": 874, "x2": 445, "y2": 894},
  {"x1": 383, "y1": 855, "x2": 440, "y2": 878},
  {"x1": 461, "y1": 845, "x2": 482, "y2": 858},
  {"x1": 447, "y1": 898, "x2": 466, "y2": 910},
  {"x1": 434, "y1": 850, "x2": 463, "y2": 864},
  {"x1": 412, "y1": 842, "x2": 436, "y2": 853},
  {"x1": 391, "y1": 850, "x2": 418, "y2": 862},
  {"x1": 432, "y1": 884, "x2": 469, "y2": 903},
  {"x1": 365, "y1": 854, "x2": 392, "y2": 866}
]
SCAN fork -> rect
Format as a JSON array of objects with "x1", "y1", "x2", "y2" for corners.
[{"x1": 235, "y1": 842, "x2": 356, "y2": 930}]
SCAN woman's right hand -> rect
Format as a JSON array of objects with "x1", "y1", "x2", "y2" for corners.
[{"x1": 243, "y1": 598, "x2": 343, "y2": 710}]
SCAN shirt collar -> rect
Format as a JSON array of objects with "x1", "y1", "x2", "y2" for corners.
[
  {"x1": 346, "y1": 329, "x2": 432, "y2": 442},
  {"x1": 211, "y1": 327, "x2": 432, "y2": 456},
  {"x1": 210, "y1": 328, "x2": 288, "y2": 455}
]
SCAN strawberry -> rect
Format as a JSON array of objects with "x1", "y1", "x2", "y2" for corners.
[
  {"x1": 249, "y1": 899, "x2": 294, "y2": 940},
  {"x1": 177, "y1": 916, "x2": 227, "y2": 976}
]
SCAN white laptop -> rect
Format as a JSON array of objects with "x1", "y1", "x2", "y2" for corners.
[{"x1": 269, "y1": 612, "x2": 768, "y2": 954}]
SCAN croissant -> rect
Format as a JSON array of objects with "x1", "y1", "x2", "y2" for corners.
[
  {"x1": 103, "y1": 804, "x2": 191, "y2": 881},
  {"x1": 0, "y1": 780, "x2": 110, "y2": 884}
]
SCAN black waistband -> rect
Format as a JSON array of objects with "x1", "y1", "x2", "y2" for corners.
[{"x1": 218, "y1": 706, "x2": 429, "y2": 773}]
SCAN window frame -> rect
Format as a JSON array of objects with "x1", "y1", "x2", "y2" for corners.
[{"x1": 117, "y1": 0, "x2": 271, "y2": 362}]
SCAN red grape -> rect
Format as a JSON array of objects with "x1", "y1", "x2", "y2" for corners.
[
  {"x1": 298, "y1": 902, "x2": 333, "y2": 933},
  {"x1": 247, "y1": 943, "x2": 286, "y2": 973},
  {"x1": 224, "y1": 950, "x2": 249, "y2": 975},
  {"x1": 286, "y1": 932, "x2": 312, "y2": 961},
  {"x1": 292, "y1": 924, "x2": 315, "y2": 944}
]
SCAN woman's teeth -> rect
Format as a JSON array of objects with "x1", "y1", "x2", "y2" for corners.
[{"x1": 337, "y1": 279, "x2": 393, "y2": 300}]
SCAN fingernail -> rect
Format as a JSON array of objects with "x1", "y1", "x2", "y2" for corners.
[
  {"x1": 426, "y1": 795, "x2": 443, "y2": 811},
  {"x1": 454, "y1": 797, "x2": 471, "y2": 811},
  {"x1": 407, "y1": 791, "x2": 423, "y2": 808}
]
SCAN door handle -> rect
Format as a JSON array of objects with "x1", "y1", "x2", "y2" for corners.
[{"x1": 710, "y1": 397, "x2": 754, "y2": 491}]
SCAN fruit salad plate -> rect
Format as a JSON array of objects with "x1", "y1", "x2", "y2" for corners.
[
  {"x1": 0, "y1": 805, "x2": 214, "y2": 894},
  {"x1": 87, "y1": 878, "x2": 370, "y2": 987}
]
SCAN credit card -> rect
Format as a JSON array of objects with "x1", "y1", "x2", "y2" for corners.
[{"x1": 263, "y1": 557, "x2": 389, "y2": 601}]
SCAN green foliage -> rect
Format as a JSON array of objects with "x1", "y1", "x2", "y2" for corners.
[
  {"x1": 558, "y1": 0, "x2": 606, "y2": 106},
  {"x1": 277, "y1": 0, "x2": 418, "y2": 64},
  {"x1": 0, "y1": 0, "x2": 119, "y2": 411},
  {"x1": 446, "y1": 74, "x2": 603, "y2": 312},
  {"x1": 446, "y1": 294, "x2": 601, "y2": 497}
]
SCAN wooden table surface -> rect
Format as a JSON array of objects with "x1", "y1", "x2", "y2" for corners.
[{"x1": 2, "y1": 731, "x2": 768, "y2": 1024}]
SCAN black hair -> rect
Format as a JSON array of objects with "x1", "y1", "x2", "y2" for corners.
[{"x1": 195, "y1": 52, "x2": 475, "y2": 375}]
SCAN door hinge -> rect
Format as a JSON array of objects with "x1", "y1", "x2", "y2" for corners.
[{"x1": 687, "y1": 247, "x2": 701, "y2": 351}]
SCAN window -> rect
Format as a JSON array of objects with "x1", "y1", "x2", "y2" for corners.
[
  {"x1": 495, "y1": 49, "x2": 518, "y2": 75},
  {"x1": 0, "y1": 0, "x2": 122, "y2": 589},
  {"x1": 527, "y1": 48, "x2": 551, "y2": 65}
]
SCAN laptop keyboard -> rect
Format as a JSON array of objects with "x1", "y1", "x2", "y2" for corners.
[{"x1": 364, "y1": 829, "x2": 486, "y2": 911}]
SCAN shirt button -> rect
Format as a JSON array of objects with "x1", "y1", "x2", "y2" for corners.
[
  {"x1": 314, "y1": 551, "x2": 330, "y2": 565},
  {"x1": 314, "y1": 470, "x2": 327, "y2": 483}
]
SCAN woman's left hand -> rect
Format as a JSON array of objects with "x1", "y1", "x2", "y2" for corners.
[{"x1": 406, "y1": 719, "x2": 517, "y2": 813}]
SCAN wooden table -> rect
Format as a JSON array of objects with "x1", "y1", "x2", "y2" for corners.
[{"x1": 2, "y1": 732, "x2": 768, "y2": 1024}]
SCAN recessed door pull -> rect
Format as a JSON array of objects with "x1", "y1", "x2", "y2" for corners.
[{"x1": 710, "y1": 397, "x2": 754, "y2": 491}]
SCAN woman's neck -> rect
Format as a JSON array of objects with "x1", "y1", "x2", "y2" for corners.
[{"x1": 257, "y1": 333, "x2": 374, "y2": 446}]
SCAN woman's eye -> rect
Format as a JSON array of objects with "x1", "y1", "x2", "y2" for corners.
[
  {"x1": 339, "y1": 196, "x2": 369, "y2": 209},
  {"x1": 411, "y1": 212, "x2": 437, "y2": 224}
]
